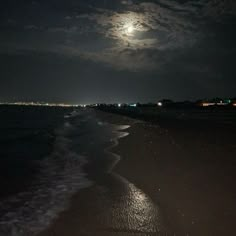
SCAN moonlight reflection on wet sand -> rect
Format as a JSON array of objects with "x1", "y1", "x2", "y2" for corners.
[
  {"x1": 102, "y1": 173, "x2": 163, "y2": 234},
  {"x1": 39, "y1": 171, "x2": 165, "y2": 236}
]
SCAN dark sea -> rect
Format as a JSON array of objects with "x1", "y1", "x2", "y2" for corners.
[{"x1": 0, "y1": 105, "x2": 129, "y2": 236}]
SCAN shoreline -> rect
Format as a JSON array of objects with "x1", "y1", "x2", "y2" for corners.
[
  {"x1": 38, "y1": 111, "x2": 169, "y2": 236},
  {"x1": 38, "y1": 110, "x2": 236, "y2": 236}
]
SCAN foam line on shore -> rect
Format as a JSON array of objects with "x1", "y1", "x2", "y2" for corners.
[{"x1": 104, "y1": 125, "x2": 130, "y2": 172}]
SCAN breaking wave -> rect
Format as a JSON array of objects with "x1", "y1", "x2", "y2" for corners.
[{"x1": 0, "y1": 112, "x2": 92, "y2": 236}]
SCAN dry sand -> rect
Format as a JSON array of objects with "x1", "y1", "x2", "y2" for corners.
[{"x1": 39, "y1": 110, "x2": 236, "y2": 236}]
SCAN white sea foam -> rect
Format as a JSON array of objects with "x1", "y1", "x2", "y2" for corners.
[
  {"x1": 0, "y1": 116, "x2": 92, "y2": 236},
  {"x1": 0, "y1": 109, "x2": 131, "y2": 236}
]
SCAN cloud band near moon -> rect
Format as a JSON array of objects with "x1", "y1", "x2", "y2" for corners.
[{"x1": 0, "y1": 0, "x2": 236, "y2": 103}]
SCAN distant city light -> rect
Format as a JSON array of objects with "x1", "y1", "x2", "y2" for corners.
[
  {"x1": 201, "y1": 101, "x2": 230, "y2": 107},
  {"x1": 0, "y1": 102, "x2": 79, "y2": 107},
  {"x1": 201, "y1": 102, "x2": 215, "y2": 107},
  {"x1": 157, "y1": 102, "x2": 163, "y2": 107},
  {"x1": 216, "y1": 101, "x2": 228, "y2": 106},
  {"x1": 118, "y1": 103, "x2": 121, "y2": 107},
  {"x1": 129, "y1": 103, "x2": 137, "y2": 107}
]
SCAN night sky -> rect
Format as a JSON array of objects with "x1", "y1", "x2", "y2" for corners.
[{"x1": 0, "y1": 0, "x2": 236, "y2": 103}]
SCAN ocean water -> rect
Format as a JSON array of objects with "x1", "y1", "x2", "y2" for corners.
[{"x1": 0, "y1": 106, "x2": 129, "y2": 236}]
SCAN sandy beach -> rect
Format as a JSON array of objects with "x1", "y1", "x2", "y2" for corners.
[
  {"x1": 38, "y1": 109, "x2": 236, "y2": 236},
  {"x1": 111, "y1": 112, "x2": 236, "y2": 235}
]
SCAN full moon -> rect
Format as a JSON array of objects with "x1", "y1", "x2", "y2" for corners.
[{"x1": 127, "y1": 25, "x2": 134, "y2": 33}]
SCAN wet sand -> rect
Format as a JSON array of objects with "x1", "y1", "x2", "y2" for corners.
[
  {"x1": 39, "y1": 110, "x2": 236, "y2": 236},
  {"x1": 105, "y1": 111, "x2": 236, "y2": 235}
]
